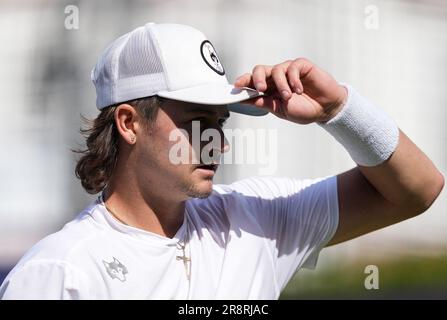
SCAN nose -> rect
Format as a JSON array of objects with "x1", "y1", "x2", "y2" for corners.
[
  {"x1": 220, "y1": 133, "x2": 230, "y2": 154},
  {"x1": 200, "y1": 127, "x2": 230, "y2": 164}
]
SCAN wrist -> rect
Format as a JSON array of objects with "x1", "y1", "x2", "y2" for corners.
[
  {"x1": 319, "y1": 84, "x2": 348, "y2": 123},
  {"x1": 317, "y1": 84, "x2": 399, "y2": 167}
]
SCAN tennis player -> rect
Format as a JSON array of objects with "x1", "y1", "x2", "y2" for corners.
[{"x1": 0, "y1": 23, "x2": 443, "y2": 299}]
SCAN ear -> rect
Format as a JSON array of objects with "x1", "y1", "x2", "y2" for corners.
[
  {"x1": 114, "y1": 104, "x2": 140, "y2": 145},
  {"x1": 103, "y1": 260, "x2": 110, "y2": 268}
]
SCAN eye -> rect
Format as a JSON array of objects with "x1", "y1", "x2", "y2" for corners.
[
  {"x1": 218, "y1": 119, "x2": 228, "y2": 127},
  {"x1": 117, "y1": 268, "x2": 122, "y2": 272},
  {"x1": 112, "y1": 270, "x2": 117, "y2": 274}
]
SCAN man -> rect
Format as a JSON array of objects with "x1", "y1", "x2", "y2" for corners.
[{"x1": 0, "y1": 22, "x2": 443, "y2": 299}]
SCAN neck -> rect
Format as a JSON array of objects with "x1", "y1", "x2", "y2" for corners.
[{"x1": 103, "y1": 175, "x2": 186, "y2": 239}]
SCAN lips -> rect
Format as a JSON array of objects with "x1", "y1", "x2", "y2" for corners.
[{"x1": 195, "y1": 164, "x2": 218, "y2": 172}]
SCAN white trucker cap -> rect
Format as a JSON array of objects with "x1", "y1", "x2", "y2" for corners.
[{"x1": 91, "y1": 22, "x2": 268, "y2": 116}]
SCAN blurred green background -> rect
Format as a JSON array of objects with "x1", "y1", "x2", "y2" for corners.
[{"x1": 281, "y1": 254, "x2": 447, "y2": 299}]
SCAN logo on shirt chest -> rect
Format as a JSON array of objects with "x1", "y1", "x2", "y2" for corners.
[{"x1": 103, "y1": 257, "x2": 128, "y2": 282}]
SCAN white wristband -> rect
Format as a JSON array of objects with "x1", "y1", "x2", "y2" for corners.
[{"x1": 318, "y1": 84, "x2": 399, "y2": 167}]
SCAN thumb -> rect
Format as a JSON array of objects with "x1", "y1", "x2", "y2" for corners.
[{"x1": 240, "y1": 96, "x2": 281, "y2": 114}]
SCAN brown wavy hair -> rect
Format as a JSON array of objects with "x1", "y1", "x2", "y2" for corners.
[{"x1": 73, "y1": 96, "x2": 163, "y2": 194}]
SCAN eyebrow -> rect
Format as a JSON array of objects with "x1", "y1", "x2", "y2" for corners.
[{"x1": 185, "y1": 107, "x2": 230, "y2": 118}]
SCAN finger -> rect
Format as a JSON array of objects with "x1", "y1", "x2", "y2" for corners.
[
  {"x1": 252, "y1": 65, "x2": 271, "y2": 92},
  {"x1": 271, "y1": 64, "x2": 292, "y2": 100},
  {"x1": 234, "y1": 73, "x2": 253, "y2": 88},
  {"x1": 287, "y1": 58, "x2": 313, "y2": 94},
  {"x1": 286, "y1": 63, "x2": 303, "y2": 94}
]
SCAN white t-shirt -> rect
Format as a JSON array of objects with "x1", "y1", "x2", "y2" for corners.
[{"x1": 0, "y1": 175, "x2": 339, "y2": 299}]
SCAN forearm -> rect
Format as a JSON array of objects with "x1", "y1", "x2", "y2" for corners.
[
  {"x1": 320, "y1": 84, "x2": 444, "y2": 214},
  {"x1": 359, "y1": 129, "x2": 444, "y2": 212},
  {"x1": 324, "y1": 87, "x2": 443, "y2": 246},
  {"x1": 327, "y1": 130, "x2": 444, "y2": 246}
]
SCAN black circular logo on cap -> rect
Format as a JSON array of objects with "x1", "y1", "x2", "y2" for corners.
[{"x1": 200, "y1": 40, "x2": 225, "y2": 76}]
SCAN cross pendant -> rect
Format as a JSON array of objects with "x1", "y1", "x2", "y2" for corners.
[{"x1": 176, "y1": 245, "x2": 191, "y2": 280}]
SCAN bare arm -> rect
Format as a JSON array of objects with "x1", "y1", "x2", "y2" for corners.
[
  {"x1": 234, "y1": 58, "x2": 444, "y2": 246},
  {"x1": 329, "y1": 129, "x2": 444, "y2": 246}
]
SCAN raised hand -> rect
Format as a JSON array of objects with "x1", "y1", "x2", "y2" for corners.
[{"x1": 235, "y1": 58, "x2": 348, "y2": 124}]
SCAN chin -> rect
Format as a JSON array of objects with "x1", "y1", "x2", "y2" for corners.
[
  {"x1": 185, "y1": 179, "x2": 214, "y2": 199},
  {"x1": 195, "y1": 179, "x2": 214, "y2": 198}
]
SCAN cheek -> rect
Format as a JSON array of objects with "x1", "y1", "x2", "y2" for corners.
[
  {"x1": 136, "y1": 132, "x2": 193, "y2": 176},
  {"x1": 165, "y1": 128, "x2": 198, "y2": 165}
]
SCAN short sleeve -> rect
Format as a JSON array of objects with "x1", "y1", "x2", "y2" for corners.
[
  {"x1": 0, "y1": 260, "x2": 89, "y2": 300},
  {"x1": 221, "y1": 175, "x2": 339, "y2": 292}
]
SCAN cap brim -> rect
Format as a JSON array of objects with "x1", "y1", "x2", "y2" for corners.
[{"x1": 157, "y1": 84, "x2": 269, "y2": 116}]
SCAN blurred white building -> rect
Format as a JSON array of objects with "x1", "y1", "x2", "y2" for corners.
[{"x1": 0, "y1": 0, "x2": 446, "y2": 271}]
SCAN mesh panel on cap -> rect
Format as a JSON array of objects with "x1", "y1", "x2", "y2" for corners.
[{"x1": 118, "y1": 27, "x2": 164, "y2": 79}]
